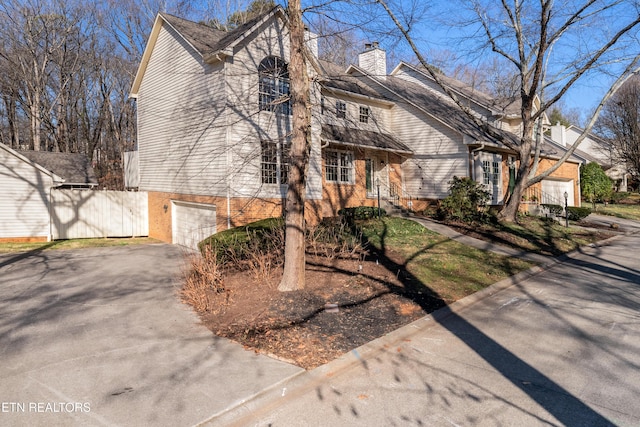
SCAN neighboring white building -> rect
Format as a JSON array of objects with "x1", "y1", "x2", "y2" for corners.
[{"x1": 0, "y1": 145, "x2": 99, "y2": 242}]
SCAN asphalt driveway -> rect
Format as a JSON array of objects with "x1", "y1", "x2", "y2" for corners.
[{"x1": 0, "y1": 244, "x2": 302, "y2": 426}]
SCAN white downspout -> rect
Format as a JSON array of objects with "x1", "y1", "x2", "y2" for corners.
[{"x1": 224, "y1": 66, "x2": 232, "y2": 231}]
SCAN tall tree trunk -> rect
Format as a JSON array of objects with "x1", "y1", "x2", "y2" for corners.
[
  {"x1": 3, "y1": 94, "x2": 19, "y2": 149},
  {"x1": 278, "y1": 0, "x2": 310, "y2": 292},
  {"x1": 30, "y1": 94, "x2": 40, "y2": 151}
]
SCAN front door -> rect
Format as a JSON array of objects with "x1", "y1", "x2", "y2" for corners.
[
  {"x1": 366, "y1": 158, "x2": 375, "y2": 197},
  {"x1": 366, "y1": 153, "x2": 390, "y2": 198}
]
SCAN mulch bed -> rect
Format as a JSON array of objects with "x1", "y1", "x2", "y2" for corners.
[
  {"x1": 188, "y1": 216, "x2": 614, "y2": 369},
  {"x1": 197, "y1": 254, "x2": 440, "y2": 369}
]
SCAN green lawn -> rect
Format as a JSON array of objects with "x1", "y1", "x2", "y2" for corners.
[
  {"x1": 591, "y1": 202, "x2": 640, "y2": 221},
  {"x1": 359, "y1": 217, "x2": 535, "y2": 303}
]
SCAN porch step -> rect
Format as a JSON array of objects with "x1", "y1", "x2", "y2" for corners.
[{"x1": 381, "y1": 199, "x2": 409, "y2": 216}]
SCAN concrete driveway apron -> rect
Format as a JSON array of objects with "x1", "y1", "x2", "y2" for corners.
[{"x1": 0, "y1": 244, "x2": 302, "y2": 427}]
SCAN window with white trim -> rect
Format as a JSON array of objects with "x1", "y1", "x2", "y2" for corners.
[
  {"x1": 359, "y1": 106, "x2": 370, "y2": 123},
  {"x1": 336, "y1": 101, "x2": 346, "y2": 119},
  {"x1": 258, "y1": 56, "x2": 290, "y2": 115},
  {"x1": 482, "y1": 159, "x2": 500, "y2": 186},
  {"x1": 325, "y1": 150, "x2": 353, "y2": 183},
  {"x1": 261, "y1": 139, "x2": 290, "y2": 184}
]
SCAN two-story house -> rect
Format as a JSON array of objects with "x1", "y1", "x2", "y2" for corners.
[{"x1": 130, "y1": 6, "x2": 582, "y2": 247}]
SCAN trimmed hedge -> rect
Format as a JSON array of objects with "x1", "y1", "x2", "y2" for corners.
[
  {"x1": 198, "y1": 217, "x2": 284, "y2": 261},
  {"x1": 541, "y1": 203, "x2": 564, "y2": 216},
  {"x1": 610, "y1": 192, "x2": 633, "y2": 204},
  {"x1": 338, "y1": 206, "x2": 386, "y2": 220},
  {"x1": 567, "y1": 206, "x2": 592, "y2": 221},
  {"x1": 438, "y1": 176, "x2": 490, "y2": 223}
]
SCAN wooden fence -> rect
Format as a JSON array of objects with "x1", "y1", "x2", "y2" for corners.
[{"x1": 51, "y1": 190, "x2": 148, "y2": 239}]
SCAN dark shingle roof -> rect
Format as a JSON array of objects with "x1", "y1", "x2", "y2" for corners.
[
  {"x1": 160, "y1": 7, "x2": 279, "y2": 57},
  {"x1": 321, "y1": 124, "x2": 412, "y2": 153},
  {"x1": 541, "y1": 136, "x2": 591, "y2": 163},
  {"x1": 380, "y1": 75, "x2": 520, "y2": 146},
  {"x1": 19, "y1": 151, "x2": 98, "y2": 185},
  {"x1": 160, "y1": 13, "x2": 227, "y2": 54},
  {"x1": 318, "y1": 60, "x2": 388, "y2": 100},
  {"x1": 401, "y1": 63, "x2": 521, "y2": 116}
]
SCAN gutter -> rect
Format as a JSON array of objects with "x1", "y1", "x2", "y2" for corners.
[{"x1": 204, "y1": 50, "x2": 231, "y2": 64}]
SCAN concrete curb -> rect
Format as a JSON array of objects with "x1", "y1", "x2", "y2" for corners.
[
  {"x1": 205, "y1": 260, "x2": 562, "y2": 427},
  {"x1": 204, "y1": 220, "x2": 636, "y2": 426}
]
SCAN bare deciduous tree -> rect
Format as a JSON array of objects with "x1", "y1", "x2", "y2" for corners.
[
  {"x1": 375, "y1": 0, "x2": 640, "y2": 221},
  {"x1": 596, "y1": 75, "x2": 640, "y2": 179},
  {"x1": 279, "y1": 0, "x2": 311, "y2": 292}
]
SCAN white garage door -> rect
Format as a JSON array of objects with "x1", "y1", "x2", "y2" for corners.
[
  {"x1": 541, "y1": 179, "x2": 574, "y2": 207},
  {"x1": 172, "y1": 201, "x2": 216, "y2": 250}
]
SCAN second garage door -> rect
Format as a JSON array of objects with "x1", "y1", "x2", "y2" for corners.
[
  {"x1": 172, "y1": 201, "x2": 216, "y2": 250},
  {"x1": 541, "y1": 179, "x2": 575, "y2": 207}
]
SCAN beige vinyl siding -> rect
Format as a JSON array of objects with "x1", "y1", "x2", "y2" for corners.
[
  {"x1": 137, "y1": 22, "x2": 228, "y2": 196},
  {"x1": 306, "y1": 84, "x2": 324, "y2": 200},
  {"x1": 391, "y1": 103, "x2": 468, "y2": 199},
  {"x1": 220, "y1": 16, "x2": 323, "y2": 201},
  {"x1": 565, "y1": 128, "x2": 609, "y2": 164},
  {"x1": 320, "y1": 94, "x2": 390, "y2": 133},
  {"x1": 223, "y1": 17, "x2": 291, "y2": 199},
  {"x1": 0, "y1": 148, "x2": 53, "y2": 240}
]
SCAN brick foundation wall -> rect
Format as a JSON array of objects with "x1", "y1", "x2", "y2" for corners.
[
  {"x1": 0, "y1": 236, "x2": 49, "y2": 243},
  {"x1": 148, "y1": 191, "x2": 324, "y2": 243}
]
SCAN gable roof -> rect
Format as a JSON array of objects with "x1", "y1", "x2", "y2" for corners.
[
  {"x1": 538, "y1": 137, "x2": 586, "y2": 163},
  {"x1": 345, "y1": 66, "x2": 584, "y2": 163},
  {"x1": 0, "y1": 143, "x2": 64, "y2": 183},
  {"x1": 345, "y1": 65, "x2": 519, "y2": 147},
  {"x1": 318, "y1": 60, "x2": 393, "y2": 105},
  {"x1": 18, "y1": 151, "x2": 98, "y2": 185},
  {"x1": 565, "y1": 125, "x2": 609, "y2": 146},
  {"x1": 131, "y1": 6, "x2": 285, "y2": 97},
  {"x1": 391, "y1": 62, "x2": 522, "y2": 118}
]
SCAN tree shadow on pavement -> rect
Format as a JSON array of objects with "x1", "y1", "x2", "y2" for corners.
[{"x1": 360, "y1": 220, "x2": 613, "y2": 426}]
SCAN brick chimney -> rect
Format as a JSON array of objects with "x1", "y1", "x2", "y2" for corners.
[{"x1": 358, "y1": 42, "x2": 386, "y2": 80}]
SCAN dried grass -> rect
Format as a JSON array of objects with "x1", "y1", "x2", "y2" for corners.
[{"x1": 180, "y1": 246, "x2": 227, "y2": 313}]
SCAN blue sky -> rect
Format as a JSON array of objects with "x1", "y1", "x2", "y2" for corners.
[{"x1": 299, "y1": 0, "x2": 640, "y2": 123}]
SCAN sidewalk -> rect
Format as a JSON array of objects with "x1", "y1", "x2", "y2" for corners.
[
  {"x1": 209, "y1": 229, "x2": 640, "y2": 426},
  {"x1": 406, "y1": 216, "x2": 552, "y2": 264}
]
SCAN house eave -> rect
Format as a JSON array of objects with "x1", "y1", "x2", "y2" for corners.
[
  {"x1": 203, "y1": 50, "x2": 232, "y2": 64},
  {"x1": 321, "y1": 86, "x2": 394, "y2": 108},
  {"x1": 322, "y1": 138, "x2": 413, "y2": 155},
  {"x1": 130, "y1": 14, "x2": 166, "y2": 98}
]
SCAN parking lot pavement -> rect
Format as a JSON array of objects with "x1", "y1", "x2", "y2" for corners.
[{"x1": 0, "y1": 244, "x2": 303, "y2": 427}]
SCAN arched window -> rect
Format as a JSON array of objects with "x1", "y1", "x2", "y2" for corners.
[{"x1": 258, "y1": 56, "x2": 290, "y2": 115}]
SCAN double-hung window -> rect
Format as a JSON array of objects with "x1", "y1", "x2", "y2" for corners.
[
  {"x1": 336, "y1": 101, "x2": 346, "y2": 119},
  {"x1": 325, "y1": 150, "x2": 353, "y2": 184},
  {"x1": 359, "y1": 106, "x2": 370, "y2": 123},
  {"x1": 482, "y1": 159, "x2": 500, "y2": 186},
  {"x1": 261, "y1": 139, "x2": 290, "y2": 185}
]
